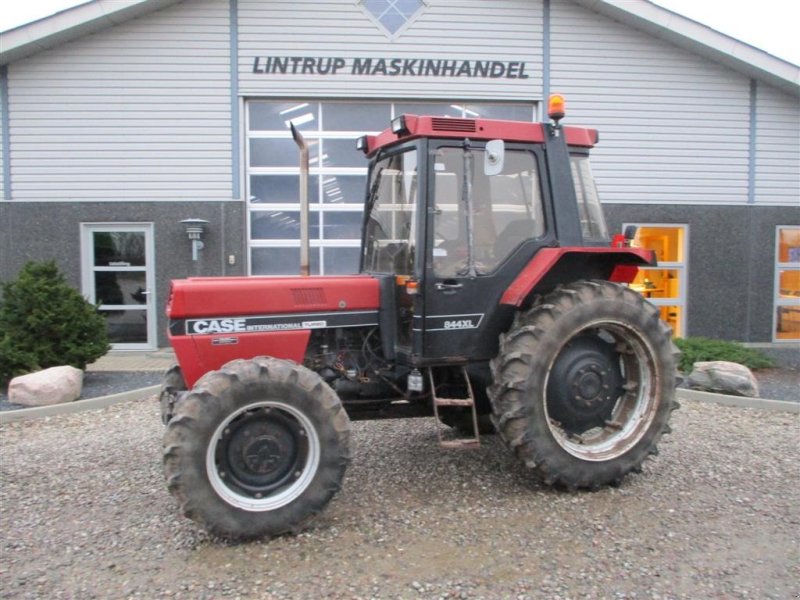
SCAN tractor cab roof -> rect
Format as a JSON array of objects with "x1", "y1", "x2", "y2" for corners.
[{"x1": 357, "y1": 114, "x2": 599, "y2": 157}]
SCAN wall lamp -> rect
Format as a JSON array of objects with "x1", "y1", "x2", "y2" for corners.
[{"x1": 181, "y1": 218, "x2": 209, "y2": 261}]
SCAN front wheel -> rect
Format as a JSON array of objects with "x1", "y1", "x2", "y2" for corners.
[
  {"x1": 163, "y1": 357, "x2": 351, "y2": 540},
  {"x1": 159, "y1": 364, "x2": 186, "y2": 425},
  {"x1": 489, "y1": 280, "x2": 679, "y2": 489}
]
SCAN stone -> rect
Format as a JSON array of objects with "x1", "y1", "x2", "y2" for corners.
[
  {"x1": 8, "y1": 366, "x2": 84, "y2": 407},
  {"x1": 687, "y1": 361, "x2": 760, "y2": 398}
]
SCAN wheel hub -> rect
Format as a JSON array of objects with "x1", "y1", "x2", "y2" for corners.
[
  {"x1": 217, "y1": 410, "x2": 306, "y2": 497},
  {"x1": 243, "y1": 435, "x2": 284, "y2": 474},
  {"x1": 547, "y1": 332, "x2": 624, "y2": 432},
  {"x1": 574, "y1": 366, "x2": 604, "y2": 403}
]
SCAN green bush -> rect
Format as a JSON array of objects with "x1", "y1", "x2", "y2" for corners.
[
  {"x1": 673, "y1": 337, "x2": 775, "y2": 374},
  {"x1": 0, "y1": 261, "x2": 110, "y2": 386}
]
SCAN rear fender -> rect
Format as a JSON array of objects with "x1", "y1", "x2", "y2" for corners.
[{"x1": 500, "y1": 247, "x2": 655, "y2": 308}]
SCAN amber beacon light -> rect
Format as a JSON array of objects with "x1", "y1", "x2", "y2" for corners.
[{"x1": 548, "y1": 94, "x2": 566, "y2": 124}]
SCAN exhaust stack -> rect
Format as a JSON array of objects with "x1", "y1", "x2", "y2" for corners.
[{"x1": 290, "y1": 122, "x2": 310, "y2": 276}]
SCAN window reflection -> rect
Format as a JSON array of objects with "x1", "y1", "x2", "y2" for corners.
[
  {"x1": 105, "y1": 311, "x2": 148, "y2": 344},
  {"x1": 246, "y1": 100, "x2": 534, "y2": 275},
  {"x1": 250, "y1": 138, "x2": 319, "y2": 168},
  {"x1": 93, "y1": 232, "x2": 145, "y2": 266},
  {"x1": 362, "y1": 149, "x2": 418, "y2": 275},
  {"x1": 629, "y1": 225, "x2": 688, "y2": 337},
  {"x1": 322, "y1": 139, "x2": 365, "y2": 168},
  {"x1": 322, "y1": 176, "x2": 367, "y2": 204},
  {"x1": 432, "y1": 147, "x2": 543, "y2": 277},
  {"x1": 249, "y1": 101, "x2": 320, "y2": 131},
  {"x1": 251, "y1": 247, "x2": 321, "y2": 276},
  {"x1": 775, "y1": 226, "x2": 800, "y2": 340},
  {"x1": 323, "y1": 103, "x2": 390, "y2": 131},
  {"x1": 250, "y1": 175, "x2": 320, "y2": 204},
  {"x1": 250, "y1": 211, "x2": 320, "y2": 240},
  {"x1": 323, "y1": 247, "x2": 361, "y2": 274}
]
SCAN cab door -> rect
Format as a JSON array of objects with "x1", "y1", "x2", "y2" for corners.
[{"x1": 420, "y1": 141, "x2": 552, "y2": 360}]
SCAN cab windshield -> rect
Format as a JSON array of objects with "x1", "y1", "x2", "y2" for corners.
[{"x1": 361, "y1": 149, "x2": 418, "y2": 275}]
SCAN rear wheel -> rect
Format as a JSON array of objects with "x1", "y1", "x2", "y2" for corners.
[
  {"x1": 163, "y1": 357, "x2": 351, "y2": 540},
  {"x1": 489, "y1": 280, "x2": 679, "y2": 489}
]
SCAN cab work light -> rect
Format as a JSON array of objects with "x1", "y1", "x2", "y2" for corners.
[{"x1": 391, "y1": 115, "x2": 409, "y2": 136}]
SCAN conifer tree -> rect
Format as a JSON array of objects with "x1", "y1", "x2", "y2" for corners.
[{"x1": 0, "y1": 261, "x2": 110, "y2": 386}]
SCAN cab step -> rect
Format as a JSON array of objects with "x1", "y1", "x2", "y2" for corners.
[{"x1": 429, "y1": 367, "x2": 480, "y2": 448}]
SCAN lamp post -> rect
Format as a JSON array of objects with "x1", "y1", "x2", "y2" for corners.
[{"x1": 181, "y1": 218, "x2": 209, "y2": 262}]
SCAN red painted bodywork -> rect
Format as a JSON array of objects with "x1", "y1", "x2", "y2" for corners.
[
  {"x1": 168, "y1": 275, "x2": 380, "y2": 387},
  {"x1": 500, "y1": 247, "x2": 655, "y2": 307},
  {"x1": 363, "y1": 115, "x2": 598, "y2": 156}
]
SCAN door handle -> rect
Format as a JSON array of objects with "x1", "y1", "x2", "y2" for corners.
[{"x1": 435, "y1": 281, "x2": 463, "y2": 291}]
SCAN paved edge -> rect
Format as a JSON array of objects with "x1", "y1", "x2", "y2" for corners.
[
  {"x1": 2, "y1": 385, "x2": 797, "y2": 423},
  {"x1": 0, "y1": 385, "x2": 161, "y2": 424},
  {"x1": 677, "y1": 388, "x2": 799, "y2": 413}
]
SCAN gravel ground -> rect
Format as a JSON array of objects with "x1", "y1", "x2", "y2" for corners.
[
  {"x1": 1, "y1": 397, "x2": 798, "y2": 599},
  {"x1": 752, "y1": 367, "x2": 800, "y2": 402},
  {"x1": 0, "y1": 372, "x2": 163, "y2": 411}
]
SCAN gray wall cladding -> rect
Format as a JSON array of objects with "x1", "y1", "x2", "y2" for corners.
[
  {"x1": 7, "y1": 0, "x2": 232, "y2": 201},
  {"x1": 0, "y1": 201, "x2": 246, "y2": 347},
  {"x1": 551, "y1": 0, "x2": 753, "y2": 206},
  {"x1": 755, "y1": 84, "x2": 800, "y2": 205},
  {"x1": 0, "y1": 88, "x2": 4, "y2": 197}
]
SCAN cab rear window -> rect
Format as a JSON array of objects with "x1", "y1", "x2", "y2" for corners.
[{"x1": 570, "y1": 155, "x2": 608, "y2": 241}]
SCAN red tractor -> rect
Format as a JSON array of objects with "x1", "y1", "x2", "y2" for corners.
[{"x1": 161, "y1": 97, "x2": 679, "y2": 540}]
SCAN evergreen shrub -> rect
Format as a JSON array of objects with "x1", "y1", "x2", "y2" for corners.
[
  {"x1": 0, "y1": 260, "x2": 110, "y2": 386},
  {"x1": 673, "y1": 337, "x2": 775, "y2": 374}
]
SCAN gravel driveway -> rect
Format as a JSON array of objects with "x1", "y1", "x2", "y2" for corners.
[{"x1": 1, "y1": 397, "x2": 798, "y2": 599}]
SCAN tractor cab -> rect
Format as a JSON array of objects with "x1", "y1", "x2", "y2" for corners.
[{"x1": 357, "y1": 108, "x2": 611, "y2": 365}]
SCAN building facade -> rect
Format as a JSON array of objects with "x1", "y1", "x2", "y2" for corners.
[{"x1": 1, "y1": 0, "x2": 798, "y2": 349}]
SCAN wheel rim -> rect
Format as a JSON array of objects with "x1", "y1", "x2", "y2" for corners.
[
  {"x1": 207, "y1": 401, "x2": 320, "y2": 512},
  {"x1": 544, "y1": 320, "x2": 660, "y2": 462}
]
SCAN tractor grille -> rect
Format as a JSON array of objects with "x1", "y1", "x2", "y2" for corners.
[
  {"x1": 291, "y1": 287, "x2": 326, "y2": 306},
  {"x1": 431, "y1": 117, "x2": 477, "y2": 133}
]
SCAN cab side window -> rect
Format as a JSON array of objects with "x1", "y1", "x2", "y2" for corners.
[{"x1": 432, "y1": 147, "x2": 543, "y2": 277}]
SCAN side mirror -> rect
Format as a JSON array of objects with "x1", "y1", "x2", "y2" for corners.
[{"x1": 484, "y1": 139, "x2": 505, "y2": 176}]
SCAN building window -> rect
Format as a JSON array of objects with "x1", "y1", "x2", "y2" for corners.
[
  {"x1": 245, "y1": 100, "x2": 535, "y2": 276},
  {"x1": 774, "y1": 226, "x2": 800, "y2": 342},
  {"x1": 360, "y1": 0, "x2": 426, "y2": 37},
  {"x1": 626, "y1": 224, "x2": 688, "y2": 337}
]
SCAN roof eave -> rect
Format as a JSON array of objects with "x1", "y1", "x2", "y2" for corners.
[
  {"x1": 0, "y1": 0, "x2": 183, "y2": 66},
  {"x1": 572, "y1": 0, "x2": 800, "y2": 97}
]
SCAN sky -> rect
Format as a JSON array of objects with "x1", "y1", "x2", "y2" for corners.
[{"x1": 0, "y1": 0, "x2": 798, "y2": 66}]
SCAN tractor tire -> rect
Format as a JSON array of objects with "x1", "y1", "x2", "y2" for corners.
[
  {"x1": 163, "y1": 356, "x2": 351, "y2": 540},
  {"x1": 159, "y1": 364, "x2": 187, "y2": 425},
  {"x1": 489, "y1": 280, "x2": 679, "y2": 489}
]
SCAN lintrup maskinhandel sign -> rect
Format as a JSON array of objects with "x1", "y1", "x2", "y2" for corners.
[{"x1": 252, "y1": 56, "x2": 530, "y2": 79}]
